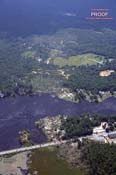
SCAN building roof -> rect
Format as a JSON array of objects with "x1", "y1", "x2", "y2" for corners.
[{"x1": 108, "y1": 131, "x2": 116, "y2": 139}]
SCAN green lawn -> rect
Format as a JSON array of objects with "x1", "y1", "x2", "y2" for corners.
[{"x1": 54, "y1": 53, "x2": 104, "y2": 67}]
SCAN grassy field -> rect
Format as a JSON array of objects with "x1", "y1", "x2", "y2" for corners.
[
  {"x1": 22, "y1": 50, "x2": 37, "y2": 58},
  {"x1": 29, "y1": 147, "x2": 83, "y2": 175},
  {"x1": 30, "y1": 73, "x2": 63, "y2": 92},
  {"x1": 53, "y1": 53, "x2": 104, "y2": 67}
]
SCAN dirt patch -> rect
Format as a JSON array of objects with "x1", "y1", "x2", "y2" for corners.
[
  {"x1": 99, "y1": 70, "x2": 115, "y2": 77},
  {"x1": 0, "y1": 151, "x2": 29, "y2": 175}
]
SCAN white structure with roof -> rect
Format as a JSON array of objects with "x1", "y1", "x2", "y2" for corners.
[{"x1": 93, "y1": 122, "x2": 108, "y2": 134}]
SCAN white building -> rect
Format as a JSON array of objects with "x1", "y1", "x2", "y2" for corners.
[{"x1": 93, "y1": 122, "x2": 108, "y2": 134}]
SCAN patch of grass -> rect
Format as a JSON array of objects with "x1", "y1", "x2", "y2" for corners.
[
  {"x1": 31, "y1": 76, "x2": 60, "y2": 92},
  {"x1": 22, "y1": 50, "x2": 37, "y2": 58},
  {"x1": 29, "y1": 147, "x2": 83, "y2": 175},
  {"x1": 50, "y1": 49, "x2": 59, "y2": 58},
  {"x1": 54, "y1": 54, "x2": 104, "y2": 67}
]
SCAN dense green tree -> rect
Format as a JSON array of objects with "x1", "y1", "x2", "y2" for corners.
[{"x1": 81, "y1": 141, "x2": 116, "y2": 175}]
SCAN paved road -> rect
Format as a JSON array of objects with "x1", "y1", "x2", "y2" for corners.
[
  {"x1": 0, "y1": 140, "x2": 67, "y2": 156},
  {"x1": 1, "y1": 134, "x2": 113, "y2": 156}
]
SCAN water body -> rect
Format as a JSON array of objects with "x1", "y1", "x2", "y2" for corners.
[
  {"x1": 0, "y1": 94, "x2": 116, "y2": 151},
  {"x1": 0, "y1": 0, "x2": 115, "y2": 37}
]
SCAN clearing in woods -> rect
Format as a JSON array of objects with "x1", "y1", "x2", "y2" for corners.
[{"x1": 53, "y1": 53, "x2": 104, "y2": 67}]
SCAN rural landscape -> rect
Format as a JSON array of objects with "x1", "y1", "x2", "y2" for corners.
[{"x1": 0, "y1": 0, "x2": 116, "y2": 175}]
